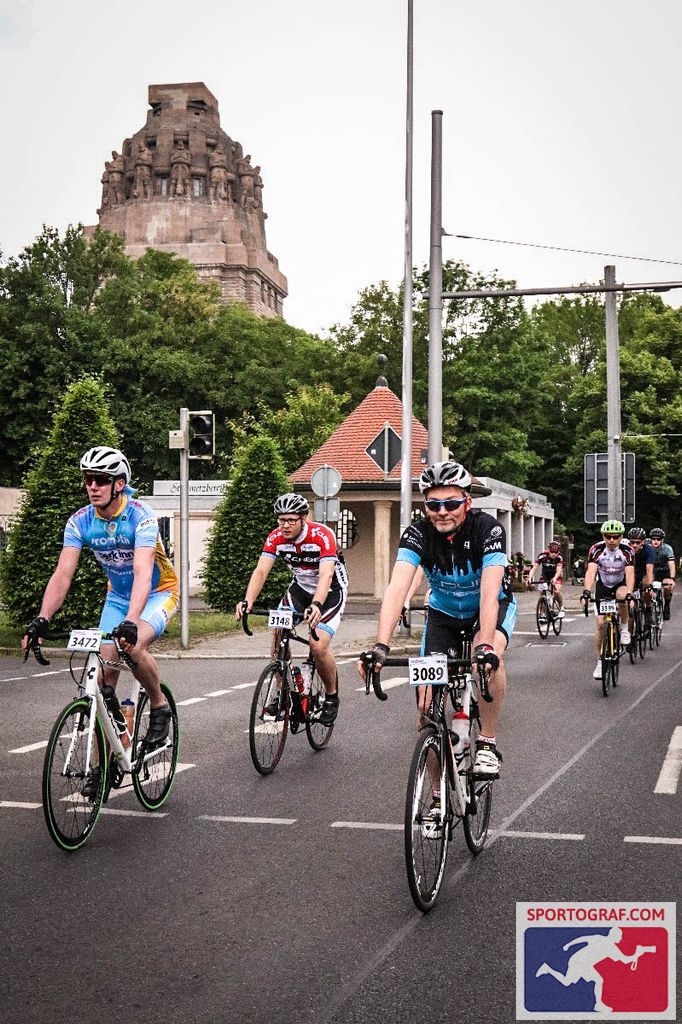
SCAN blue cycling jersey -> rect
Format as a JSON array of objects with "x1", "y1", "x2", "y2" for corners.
[
  {"x1": 397, "y1": 510, "x2": 512, "y2": 620},
  {"x1": 63, "y1": 495, "x2": 178, "y2": 600}
]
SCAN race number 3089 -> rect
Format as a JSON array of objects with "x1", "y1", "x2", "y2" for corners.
[{"x1": 408, "y1": 654, "x2": 447, "y2": 686}]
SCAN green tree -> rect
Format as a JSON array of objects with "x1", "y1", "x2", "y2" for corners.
[
  {"x1": 201, "y1": 434, "x2": 290, "y2": 611},
  {"x1": 0, "y1": 375, "x2": 119, "y2": 627}
]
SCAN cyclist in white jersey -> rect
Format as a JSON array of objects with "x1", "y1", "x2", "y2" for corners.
[
  {"x1": 581, "y1": 520, "x2": 634, "y2": 680},
  {"x1": 236, "y1": 493, "x2": 348, "y2": 726}
]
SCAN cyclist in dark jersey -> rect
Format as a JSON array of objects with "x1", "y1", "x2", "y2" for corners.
[
  {"x1": 649, "y1": 527, "x2": 676, "y2": 620},
  {"x1": 360, "y1": 461, "x2": 516, "y2": 778},
  {"x1": 626, "y1": 526, "x2": 654, "y2": 633},
  {"x1": 527, "y1": 540, "x2": 565, "y2": 617},
  {"x1": 236, "y1": 493, "x2": 348, "y2": 726}
]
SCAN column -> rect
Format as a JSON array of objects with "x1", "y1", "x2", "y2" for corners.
[
  {"x1": 373, "y1": 501, "x2": 393, "y2": 599},
  {"x1": 501, "y1": 509, "x2": 513, "y2": 557}
]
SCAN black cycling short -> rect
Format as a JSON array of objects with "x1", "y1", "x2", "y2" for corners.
[
  {"x1": 595, "y1": 578, "x2": 625, "y2": 605},
  {"x1": 420, "y1": 601, "x2": 514, "y2": 657},
  {"x1": 280, "y1": 580, "x2": 347, "y2": 637},
  {"x1": 653, "y1": 566, "x2": 672, "y2": 582}
]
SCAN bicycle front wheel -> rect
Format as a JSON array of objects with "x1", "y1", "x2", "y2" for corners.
[
  {"x1": 550, "y1": 598, "x2": 563, "y2": 636},
  {"x1": 132, "y1": 683, "x2": 179, "y2": 810},
  {"x1": 249, "y1": 662, "x2": 289, "y2": 775},
  {"x1": 646, "y1": 606, "x2": 655, "y2": 651},
  {"x1": 404, "y1": 727, "x2": 449, "y2": 912},
  {"x1": 654, "y1": 601, "x2": 663, "y2": 646},
  {"x1": 305, "y1": 663, "x2": 333, "y2": 751},
  {"x1": 42, "y1": 698, "x2": 107, "y2": 851},
  {"x1": 462, "y1": 703, "x2": 492, "y2": 854},
  {"x1": 637, "y1": 609, "x2": 647, "y2": 660},
  {"x1": 536, "y1": 598, "x2": 550, "y2": 638}
]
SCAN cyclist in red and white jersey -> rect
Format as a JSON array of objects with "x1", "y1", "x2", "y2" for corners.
[{"x1": 236, "y1": 493, "x2": 348, "y2": 725}]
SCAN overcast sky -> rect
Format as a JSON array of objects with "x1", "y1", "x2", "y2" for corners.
[{"x1": 3, "y1": 0, "x2": 682, "y2": 337}]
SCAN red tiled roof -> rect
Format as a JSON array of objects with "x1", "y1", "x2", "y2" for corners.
[{"x1": 290, "y1": 385, "x2": 429, "y2": 485}]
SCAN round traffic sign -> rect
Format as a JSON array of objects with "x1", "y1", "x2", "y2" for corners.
[{"x1": 310, "y1": 464, "x2": 342, "y2": 498}]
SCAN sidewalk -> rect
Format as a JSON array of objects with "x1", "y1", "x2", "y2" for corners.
[{"x1": 163, "y1": 585, "x2": 587, "y2": 660}]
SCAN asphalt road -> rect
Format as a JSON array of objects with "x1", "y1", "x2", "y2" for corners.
[{"x1": 1, "y1": 602, "x2": 681, "y2": 1023}]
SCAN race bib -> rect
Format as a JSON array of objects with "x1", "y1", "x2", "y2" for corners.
[
  {"x1": 652, "y1": 581, "x2": 662, "y2": 591},
  {"x1": 631, "y1": 589, "x2": 640, "y2": 600},
  {"x1": 67, "y1": 629, "x2": 102, "y2": 652},
  {"x1": 408, "y1": 654, "x2": 447, "y2": 686},
  {"x1": 537, "y1": 582, "x2": 548, "y2": 592},
  {"x1": 599, "y1": 600, "x2": 617, "y2": 615},
  {"x1": 268, "y1": 608, "x2": 294, "y2": 630}
]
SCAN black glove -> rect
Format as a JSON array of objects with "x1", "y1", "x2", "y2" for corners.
[
  {"x1": 25, "y1": 616, "x2": 50, "y2": 642},
  {"x1": 581, "y1": 589, "x2": 591, "y2": 602},
  {"x1": 370, "y1": 642, "x2": 391, "y2": 669},
  {"x1": 113, "y1": 619, "x2": 138, "y2": 646},
  {"x1": 474, "y1": 643, "x2": 500, "y2": 672}
]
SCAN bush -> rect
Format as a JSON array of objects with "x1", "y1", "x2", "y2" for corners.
[
  {"x1": 201, "y1": 434, "x2": 291, "y2": 611},
  {"x1": 0, "y1": 375, "x2": 120, "y2": 627}
]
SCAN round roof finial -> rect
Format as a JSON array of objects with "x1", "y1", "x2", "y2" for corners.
[{"x1": 375, "y1": 352, "x2": 388, "y2": 387}]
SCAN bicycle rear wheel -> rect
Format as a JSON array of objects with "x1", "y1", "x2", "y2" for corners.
[
  {"x1": 462, "y1": 703, "x2": 492, "y2": 854},
  {"x1": 536, "y1": 598, "x2": 550, "y2": 638},
  {"x1": 42, "y1": 698, "x2": 106, "y2": 851},
  {"x1": 611, "y1": 622, "x2": 620, "y2": 689},
  {"x1": 249, "y1": 662, "x2": 289, "y2": 775},
  {"x1": 550, "y1": 598, "x2": 563, "y2": 636},
  {"x1": 305, "y1": 663, "x2": 333, "y2": 751},
  {"x1": 654, "y1": 599, "x2": 663, "y2": 645},
  {"x1": 637, "y1": 608, "x2": 646, "y2": 659},
  {"x1": 629, "y1": 612, "x2": 637, "y2": 664},
  {"x1": 646, "y1": 606, "x2": 655, "y2": 651},
  {"x1": 404, "y1": 728, "x2": 449, "y2": 912},
  {"x1": 132, "y1": 683, "x2": 179, "y2": 810}
]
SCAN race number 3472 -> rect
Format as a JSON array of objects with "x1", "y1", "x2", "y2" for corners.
[{"x1": 516, "y1": 901, "x2": 676, "y2": 1020}]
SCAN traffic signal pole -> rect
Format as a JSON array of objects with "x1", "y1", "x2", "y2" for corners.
[
  {"x1": 604, "y1": 265, "x2": 623, "y2": 520},
  {"x1": 179, "y1": 407, "x2": 190, "y2": 649}
]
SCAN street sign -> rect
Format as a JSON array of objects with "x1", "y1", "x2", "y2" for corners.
[
  {"x1": 314, "y1": 498, "x2": 340, "y2": 523},
  {"x1": 310, "y1": 464, "x2": 342, "y2": 498},
  {"x1": 366, "y1": 423, "x2": 401, "y2": 475},
  {"x1": 584, "y1": 452, "x2": 635, "y2": 523}
]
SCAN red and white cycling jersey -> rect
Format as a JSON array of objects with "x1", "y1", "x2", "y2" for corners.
[
  {"x1": 587, "y1": 539, "x2": 634, "y2": 589},
  {"x1": 262, "y1": 521, "x2": 348, "y2": 595}
]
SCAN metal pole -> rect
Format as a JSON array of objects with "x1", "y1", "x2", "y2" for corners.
[
  {"x1": 442, "y1": 280, "x2": 682, "y2": 300},
  {"x1": 604, "y1": 265, "x2": 623, "y2": 520},
  {"x1": 399, "y1": 0, "x2": 414, "y2": 540},
  {"x1": 179, "y1": 407, "x2": 190, "y2": 649},
  {"x1": 428, "y1": 110, "x2": 443, "y2": 463}
]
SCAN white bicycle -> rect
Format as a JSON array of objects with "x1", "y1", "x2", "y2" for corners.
[{"x1": 26, "y1": 627, "x2": 179, "y2": 851}]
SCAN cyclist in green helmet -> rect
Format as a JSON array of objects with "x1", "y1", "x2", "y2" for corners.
[{"x1": 580, "y1": 520, "x2": 634, "y2": 680}]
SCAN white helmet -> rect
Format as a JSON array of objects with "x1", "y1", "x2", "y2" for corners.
[
  {"x1": 274, "y1": 492, "x2": 309, "y2": 516},
  {"x1": 80, "y1": 446, "x2": 131, "y2": 484},
  {"x1": 418, "y1": 460, "x2": 471, "y2": 494}
]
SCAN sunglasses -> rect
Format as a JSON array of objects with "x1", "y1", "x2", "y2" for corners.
[
  {"x1": 84, "y1": 473, "x2": 115, "y2": 487},
  {"x1": 424, "y1": 496, "x2": 468, "y2": 512},
  {"x1": 629, "y1": 539, "x2": 643, "y2": 545},
  {"x1": 603, "y1": 534, "x2": 622, "y2": 541}
]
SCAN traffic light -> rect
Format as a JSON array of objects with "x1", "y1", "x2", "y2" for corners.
[{"x1": 188, "y1": 410, "x2": 215, "y2": 459}]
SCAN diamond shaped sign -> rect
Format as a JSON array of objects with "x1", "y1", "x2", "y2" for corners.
[{"x1": 366, "y1": 425, "x2": 402, "y2": 474}]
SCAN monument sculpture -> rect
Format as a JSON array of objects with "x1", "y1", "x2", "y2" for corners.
[{"x1": 90, "y1": 82, "x2": 287, "y2": 318}]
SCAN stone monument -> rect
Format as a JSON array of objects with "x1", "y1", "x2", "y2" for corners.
[{"x1": 91, "y1": 82, "x2": 287, "y2": 318}]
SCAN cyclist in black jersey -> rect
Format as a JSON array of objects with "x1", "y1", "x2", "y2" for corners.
[
  {"x1": 649, "y1": 528, "x2": 676, "y2": 620},
  {"x1": 527, "y1": 540, "x2": 565, "y2": 617}
]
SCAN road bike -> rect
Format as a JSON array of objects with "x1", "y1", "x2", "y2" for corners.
[
  {"x1": 361, "y1": 637, "x2": 494, "y2": 912},
  {"x1": 583, "y1": 596, "x2": 629, "y2": 697},
  {"x1": 529, "y1": 580, "x2": 562, "y2": 638},
  {"x1": 628, "y1": 588, "x2": 648, "y2": 664},
  {"x1": 242, "y1": 607, "x2": 332, "y2": 775},
  {"x1": 650, "y1": 581, "x2": 664, "y2": 647},
  {"x1": 25, "y1": 627, "x2": 179, "y2": 851}
]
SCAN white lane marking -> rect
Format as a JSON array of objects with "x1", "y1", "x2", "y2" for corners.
[
  {"x1": 331, "y1": 821, "x2": 402, "y2": 831},
  {"x1": 1, "y1": 668, "x2": 71, "y2": 683},
  {"x1": 495, "y1": 830, "x2": 584, "y2": 841},
  {"x1": 101, "y1": 808, "x2": 168, "y2": 818},
  {"x1": 200, "y1": 815, "x2": 296, "y2": 825},
  {"x1": 0, "y1": 800, "x2": 42, "y2": 809},
  {"x1": 231, "y1": 682, "x2": 256, "y2": 690},
  {"x1": 10, "y1": 740, "x2": 49, "y2": 754},
  {"x1": 654, "y1": 726, "x2": 682, "y2": 795},
  {"x1": 204, "y1": 689, "x2": 232, "y2": 697},
  {"x1": 355, "y1": 676, "x2": 408, "y2": 692},
  {"x1": 624, "y1": 835, "x2": 682, "y2": 846},
  {"x1": 526, "y1": 642, "x2": 567, "y2": 648},
  {"x1": 105, "y1": 762, "x2": 195, "y2": 800},
  {"x1": 176, "y1": 696, "x2": 207, "y2": 706}
]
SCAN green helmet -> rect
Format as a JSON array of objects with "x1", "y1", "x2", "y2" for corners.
[{"x1": 601, "y1": 519, "x2": 625, "y2": 536}]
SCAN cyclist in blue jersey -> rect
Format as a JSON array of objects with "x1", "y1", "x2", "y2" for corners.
[
  {"x1": 22, "y1": 447, "x2": 179, "y2": 770},
  {"x1": 649, "y1": 527, "x2": 676, "y2": 620},
  {"x1": 360, "y1": 461, "x2": 516, "y2": 777}
]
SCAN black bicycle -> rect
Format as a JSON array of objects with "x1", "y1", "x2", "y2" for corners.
[
  {"x1": 361, "y1": 636, "x2": 494, "y2": 912},
  {"x1": 628, "y1": 588, "x2": 648, "y2": 664},
  {"x1": 242, "y1": 607, "x2": 332, "y2": 775},
  {"x1": 529, "y1": 580, "x2": 562, "y2": 638}
]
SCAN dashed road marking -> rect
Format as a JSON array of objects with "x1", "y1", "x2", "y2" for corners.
[
  {"x1": 331, "y1": 821, "x2": 402, "y2": 831},
  {"x1": 624, "y1": 835, "x2": 682, "y2": 846},
  {"x1": 654, "y1": 726, "x2": 682, "y2": 795},
  {"x1": 495, "y1": 830, "x2": 584, "y2": 841},
  {"x1": 0, "y1": 800, "x2": 42, "y2": 809},
  {"x1": 355, "y1": 676, "x2": 408, "y2": 692},
  {"x1": 10, "y1": 740, "x2": 49, "y2": 754},
  {"x1": 176, "y1": 696, "x2": 207, "y2": 706},
  {"x1": 199, "y1": 815, "x2": 296, "y2": 825}
]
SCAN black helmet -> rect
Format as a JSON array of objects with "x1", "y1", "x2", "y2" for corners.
[
  {"x1": 650, "y1": 527, "x2": 665, "y2": 540},
  {"x1": 627, "y1": 527, "x2": 646, "y2": 540}
]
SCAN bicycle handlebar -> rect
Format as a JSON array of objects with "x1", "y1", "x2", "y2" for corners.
[
  {"x1": 581, "y1": 594, "x2": 633, "y2": 618},
  {"x1": 23, "y1": 630, "x2": 137, "y2": 670},
  {"x1": 358, "y1": 651, "x2": 493, "y2": 704},
  {"x1": 240, "y1": 605, "x2": 319, "y2": 643}
]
